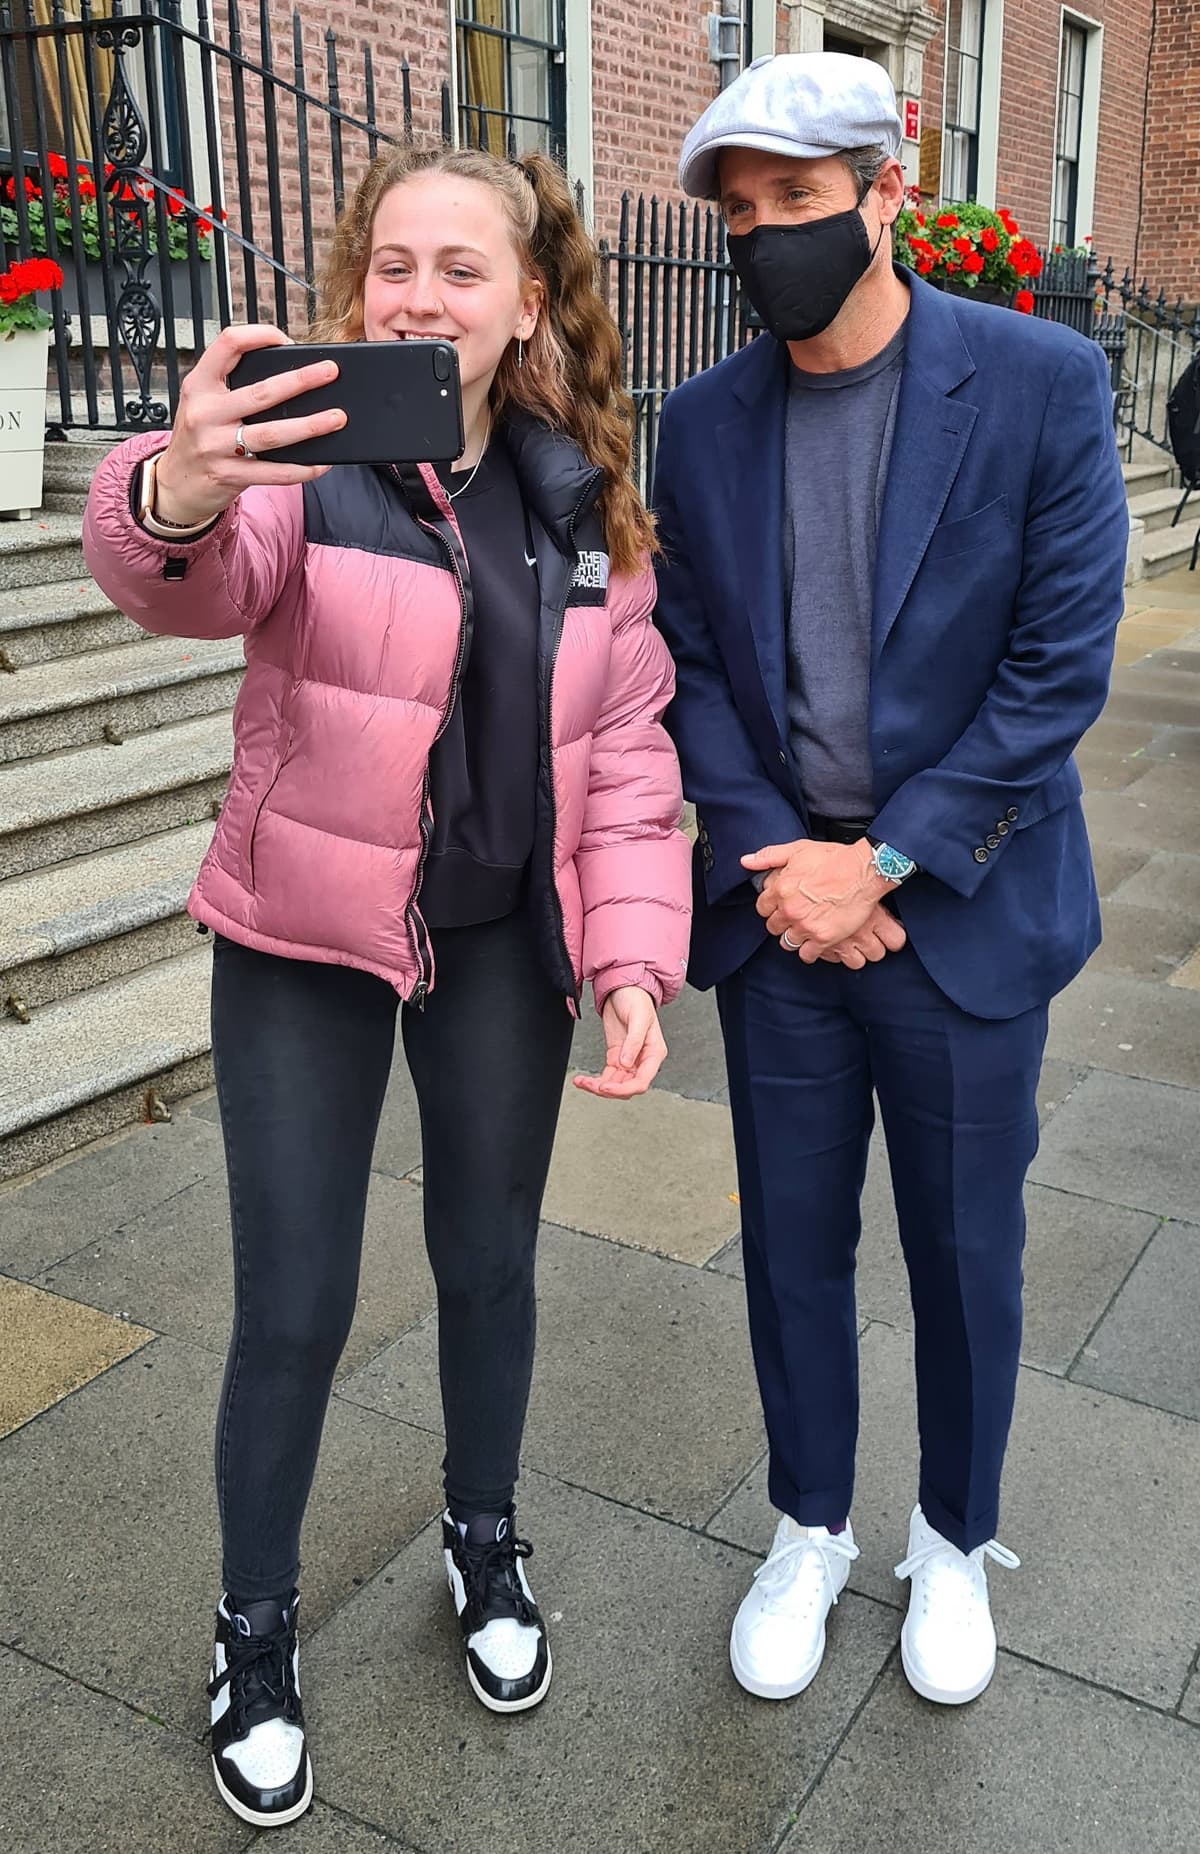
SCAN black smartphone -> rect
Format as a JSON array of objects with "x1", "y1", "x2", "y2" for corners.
[{"x1": 227, "y1": 339, "x2": 465, "y2": 465}]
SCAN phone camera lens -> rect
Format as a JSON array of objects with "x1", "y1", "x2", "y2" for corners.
[{"x1": 432, "y1": 344, "x2": 452, "y2": 383}]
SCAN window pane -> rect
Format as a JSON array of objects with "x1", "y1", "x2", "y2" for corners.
[
  {"x1": 958, "y1": 52, "x2": 979, "y2": 133},
  {"x1": 960, "y1": 0, "x2": 983, "y2": 59}
]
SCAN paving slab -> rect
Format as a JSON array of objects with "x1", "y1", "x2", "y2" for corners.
[
  {"x1": 542, "y1": 1081, "x2": 739, "y2": 1264},
  {"x1": 1045, "y1": 968, "x2": 1200, "y2": 1088},
  {"x1": 302, "y1": 1474, "x2": 898, "y2": 1854},
  {"x1": 779, "y1": 1656, "x2": 1200, "y2": 1854},
  {"x1": 1089, "y1": 840, "x2": 1154, "y2": 898},
  {"x1": 0, "y1": 1113, "x2": 224, "y2": 1278},
  {"x1": 1036, "y1": 1056, "x2": 1087, "y2": 1123},
  {"x1": 1030, "y1": 1070, "x2": 1200, "y2": 1222},
  {"x1": 0, "y1": 1645, "x2": 252, "y2": 1854},
  {"x1": 1088, "y1": 899, "x2": 1199, "y2": 980},
  {"x1": 1080, "y1": 716, "x2": 1158, "y2": 757},
  {"x1": 1071, "y1": 1220, "x2": 1200, "y2": 1418},
  {"x1": 38, "y1": 1170, "x2": 435, "y2": 1382},
  {"x1": 1169, "y1": 948, "x2": 1200, "y2": 990},
  {"x1": 1084, "y1": 768, "x2": 1200, "y2": 857},
  {"x1": 1074, "y1": 744, "x2": 1149, "y2": 790},
  {"x1": 338, "y1": 1222, "x2": 765, "y2": 1527},
  {"x1": 707, "y1": 1322, "x2": 1200, "y2": 1708},
  {"x1": 0, "y1": 1276, "x2": 152, "y2": 1436},
  {"x1": 571, "y1": 979, "x2": 728, "y2": 1101},
  {"x1": 1110, "y1": 850, "x2": 1200, "y2": 916},
  {"x1": 1183, "y1": 1671, "x2": 1200, "y2": 1725},
  {"x1": 1145, "y1": 726, "x2": 1200, "y2": 764},
  {"x1": 246, "y1": 1804, "x2": 417, "y2": 1852},
  {"x1": 0, "y1": 1337, "x2": 442, "y2": 1731}
]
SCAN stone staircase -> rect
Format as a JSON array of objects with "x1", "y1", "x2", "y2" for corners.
[
  {"x1": 0, "y1": 437, "x2": 233, "y2": 1182},
  {"x1": 1124, "y1": 447, "x2": 1200, "y2": 581}
]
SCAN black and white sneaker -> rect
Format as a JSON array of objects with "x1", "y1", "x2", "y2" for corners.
[
  {"x1": 442, "y1": 1509, "x2": 552, "y2": 1713},
  {"x1": 207, "y1": 1592, "x2": 313, "y2": 1828}
]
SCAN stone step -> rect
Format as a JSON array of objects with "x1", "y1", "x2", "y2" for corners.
[
  {"x1": 1123, "y1": 457, "x2": 1177, "y2": 499},
  {"x1": 0, "y1": 578, "x2": 143, "y2": 668},
  {"x1": 1142, "y1": 520, "x2": 1200, "y2": 580},
  {"x1": 41, "y1": 489, "x2": 89, "y2": 517},
  {"x1": 0, "y1": 711, "x2": 232, "y2": 879},
  {"x1": 0, "y1": 822, "x2": 210, "y2": 1012},
  {"x1": 0, "y1": 944, "x2": 213, "y2": 1181},
  {"x1": 1127, "y1": 487, "x2": 1196, "y2": 535},
  {"x1": 41, "y1": 441, "x2": 122, "y2": 491},
  {"x1": 0, "y1": 634, "x2": 244, "y2": 763},
  {"x1": 0, "y1": 514, "x2": 90, "y2": 590}
]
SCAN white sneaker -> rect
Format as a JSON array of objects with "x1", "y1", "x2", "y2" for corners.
[
  {"x1": 894, "y1": 1505, "x2": 1020, "y2": 1705},
  {"x1": 730, "y1": 1515, "x2": 859, "y2": 1699}
]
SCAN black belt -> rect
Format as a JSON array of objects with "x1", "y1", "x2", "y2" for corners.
[{"x1": 807, "y1": 813, "x2": 872, "y2": 846}]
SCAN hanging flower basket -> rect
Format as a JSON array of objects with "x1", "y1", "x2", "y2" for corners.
[{"x1": 894, "y1": 198, "x2": 1042, "y2": 314}]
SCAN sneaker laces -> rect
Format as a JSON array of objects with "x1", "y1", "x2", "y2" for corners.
[
  {"x1": 461, "y1": 1531, "x2": 539, "y2": 1631},
  {"x1": 894, "y1": 1535, "x2": 1020, "y2": 1627},
  {"x1": 207, "y1": 1615, "x2": 300, "y2": 1735},
  {"x1": 754, "y1": 1530, "x2": 860, "y2": 1616}
]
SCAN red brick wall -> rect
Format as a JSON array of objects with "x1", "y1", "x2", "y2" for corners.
[
  {"x1": 1139, "y1": 0, "x2": 1200, "y2": 297},
  {"x1": 589, "y1": 0, "x2": 721, "y2": 239},
  {"x1": 919, "y1": 0, "x2": 1154, "y2": 278}
]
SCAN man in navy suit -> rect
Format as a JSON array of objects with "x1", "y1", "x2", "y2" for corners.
[{"x1": 654, "y1": 52, "x2": 1127, "y2": 1708}]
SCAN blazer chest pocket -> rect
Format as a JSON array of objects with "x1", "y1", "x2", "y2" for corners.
[{"x1": 923, "y1": 495, "x2": 1010, "y2": 563}]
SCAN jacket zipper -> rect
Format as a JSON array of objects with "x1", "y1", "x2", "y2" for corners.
[
  {"x1": 389, "y1": 465, "x2": 473, "y2": 1008},
  {"x1": 543, "y1": 471, "x2": 605, "y2": 1005}
]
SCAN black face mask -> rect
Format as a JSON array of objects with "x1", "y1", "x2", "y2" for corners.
[{"x1": 726, "y1": 205, "x2": 882, "y2": 342}]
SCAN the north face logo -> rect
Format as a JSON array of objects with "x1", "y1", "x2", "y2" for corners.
[{"x1": 572, "y1": 550, "x2": 609, "y2": 592}]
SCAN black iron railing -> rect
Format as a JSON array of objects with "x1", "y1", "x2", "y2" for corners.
[
  {"x1": 1094, "y1": 262, "x2": 1200, "y2": 458},
  {"x1": 0, "y1": 0, "x2": 447, "y2": 432},
  {"x1": 597, "y1": 192, "x2": 757, "y2": 495}
]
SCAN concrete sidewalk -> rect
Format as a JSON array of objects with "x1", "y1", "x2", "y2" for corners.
[{"x1": 2, "y1": 570, "x2": 1200, "y2": 1854}]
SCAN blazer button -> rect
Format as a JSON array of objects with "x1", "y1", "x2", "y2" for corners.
[
  {"x1": 986, "y1": 833, "x2": 1001, "y2": 849},
  {"x1": 973, "y1": 846, "x2": 989, "y2": 863},
  {"x1": 1006, "y1": 806, "x2": 1019, "y2": 822},
  {"x1": 996, "y1": 820, "x2": 1010, "y2": 836}
]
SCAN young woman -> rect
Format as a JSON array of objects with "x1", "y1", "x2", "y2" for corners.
[{"x1": 83, "y1": 145, "x2": 691, "y2": 1830}]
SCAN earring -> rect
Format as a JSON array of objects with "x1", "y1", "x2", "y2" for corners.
[{"x1": 517, "y1": 335, "x2": 524, "y2": 369}]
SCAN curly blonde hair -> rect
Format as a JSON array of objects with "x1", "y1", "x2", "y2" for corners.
[{"x1": 309, "y1": 145, "x2": 655, "y2": 573}]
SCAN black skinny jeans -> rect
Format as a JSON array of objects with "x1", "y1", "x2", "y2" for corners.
[{"x1": 210, "y1": 914, "x2": 574, "y2": 1602}]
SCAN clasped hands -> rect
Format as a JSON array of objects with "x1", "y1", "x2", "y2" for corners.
[{"x1": 741, "y1": 838, "x2": 908, "y2": 968}]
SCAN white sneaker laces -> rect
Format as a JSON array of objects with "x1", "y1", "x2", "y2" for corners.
[
  {"x1": 755, "y1": 1531, "x2": 861, "y2": 1614},
  {"x1": 894, "y1": 1535, "x2": 1020, "y2": 1626}
]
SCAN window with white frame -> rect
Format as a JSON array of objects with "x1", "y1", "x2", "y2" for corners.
[
  {"x1": 941, "y1": 0, "x2": 986, "y2": 200},
  {"x1": 455, "y1": 1, "x2": 566, "y2": 162},
  {"x1": 1051, "y1": 18, "x2": 1088, "y2": 245}
]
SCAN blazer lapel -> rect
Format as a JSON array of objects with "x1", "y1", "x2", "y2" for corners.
[
  {"x1": 716, "y1": 335, "x2": 790, "y2": 739},
  {"x1": 872, "y1": 277, "x2": 978, "y2": 662}
]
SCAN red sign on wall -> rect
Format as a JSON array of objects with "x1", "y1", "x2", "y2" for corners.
[{"x1": 904, "y1": 99, "x2": 921, "y2": 141}]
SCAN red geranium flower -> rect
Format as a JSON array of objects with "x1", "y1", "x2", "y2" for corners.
[
  {"x1": 999, "y1": 209, "x2": 1019, "y2": 235},
  {"x1": 916, "y1": 257, "x2": 934, "y2": 275},
  {"x1": 45, "y1": 152, "x2": 69, "y2": 180},
  {"x1": 980, "y1": 227, "x2": 999, "y2": 253},
  {"x1": 936, "y1": 212, "x2": 959, "y2": 229},
  {"x1": 952, "y1": 236, "x2": 973, "y2": 255},
  {"x1": 1014, "y1": 288, "x2": 1035, "y2": 314},
  {"x1": 963, "y1": 251, "x2": 985, "y2": 274}
]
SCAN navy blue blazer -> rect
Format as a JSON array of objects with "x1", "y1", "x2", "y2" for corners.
[{"x1": 652, "y1": 271, "x2": 1128, "y2": 1020}]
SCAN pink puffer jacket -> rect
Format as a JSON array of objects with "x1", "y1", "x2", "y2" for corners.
[{"x1": 83, "y1": 420, "x2": 692, "y2": 1012}]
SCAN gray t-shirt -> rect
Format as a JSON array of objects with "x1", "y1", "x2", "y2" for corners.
[{"x1": 783, "y1": 321, "x2": 907, "y2": 819}]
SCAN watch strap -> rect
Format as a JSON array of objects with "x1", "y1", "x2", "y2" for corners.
[{"x1": 136, "y1": 456, "x2": 217, "y2": 539}]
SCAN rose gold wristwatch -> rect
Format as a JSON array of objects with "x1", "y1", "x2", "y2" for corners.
[{"x1": 136, "y1": 455, "x2": 216, "y2": 540}]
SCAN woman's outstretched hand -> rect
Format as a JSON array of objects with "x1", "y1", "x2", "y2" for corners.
[{"x1": 573, "y1": 986, "x2": 667, "y2": 1099}]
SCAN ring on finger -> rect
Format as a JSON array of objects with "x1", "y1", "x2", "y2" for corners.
[
  {"x1": 781, "y1": 929, "x2": 801, "y2": 952},
  {"x1": 233, "y1": 422, "x2": 255, "y2": 461}
]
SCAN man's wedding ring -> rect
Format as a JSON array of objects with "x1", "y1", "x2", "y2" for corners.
[
  {"x1": 781, "y1": 929, "x2": 801, "y2": 952},
  {"x1": 234, "y1": 423, "x2": 254, "y2": 460}
]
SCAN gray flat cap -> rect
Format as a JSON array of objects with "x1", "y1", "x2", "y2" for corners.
[{"x1": 679, "y1": 52, "x2": 903, "y2": 200}]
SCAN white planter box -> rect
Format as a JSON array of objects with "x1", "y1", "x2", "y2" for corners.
[{"x1": 0, "y1": 326, "x2": 49, "y2": 518}]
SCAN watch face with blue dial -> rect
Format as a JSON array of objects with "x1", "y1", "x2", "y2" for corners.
[{"x1": 874, "y1": 843, "x2": 916, "y2": 882}]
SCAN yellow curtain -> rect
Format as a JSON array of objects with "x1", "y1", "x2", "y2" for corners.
[
  {"x1": 32, "y1": 0, "x2": 113, "y2": 160},
  {"x1": 465, "y1": 0, "x2": 506, "y2": 156}
]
